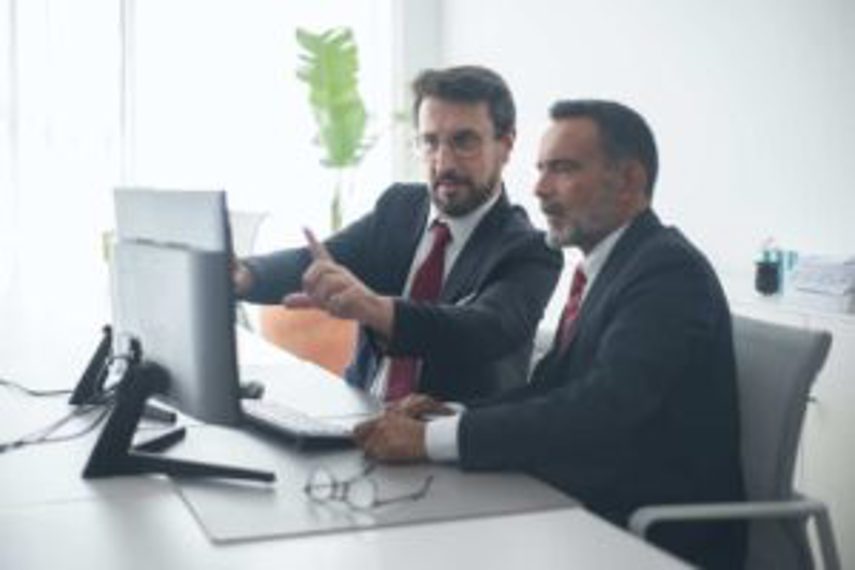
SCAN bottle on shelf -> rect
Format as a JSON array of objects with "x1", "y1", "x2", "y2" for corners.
[{"x1": 755, "y1": 237, "x2": 782, "y2": 295}]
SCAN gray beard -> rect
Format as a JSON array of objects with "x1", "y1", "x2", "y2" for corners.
[
  {"x1": 545, "y1": 230, "x2": 565, "y2": 250},
  {"x1": 545, "y1": 222, "x2": 576, "y2": 249}
]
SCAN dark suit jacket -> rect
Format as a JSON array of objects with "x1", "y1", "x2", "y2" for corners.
[
  {"x1": 243, "y1": 183, "x2": 562, "y2": 401},
  {"x1": 458, "y1": 209, "x2": 746, "y2": 569}
]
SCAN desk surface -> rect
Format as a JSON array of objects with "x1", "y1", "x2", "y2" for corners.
[{"x1": 0, "y1": 329, "x2": 687, "y2": 569}]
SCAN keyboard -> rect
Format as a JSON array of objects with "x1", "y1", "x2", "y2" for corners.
[{"x1": 242, "y1": 399, "x2": 354, "y2": 450}]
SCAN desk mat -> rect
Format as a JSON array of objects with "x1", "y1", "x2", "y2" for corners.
[{"x1": 171, "y1": 426, "x2": 577, "y2": 543}]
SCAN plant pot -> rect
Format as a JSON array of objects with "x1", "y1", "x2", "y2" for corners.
[{"x1": 258, "y1": 306, "x2": 358, "y2": 378}]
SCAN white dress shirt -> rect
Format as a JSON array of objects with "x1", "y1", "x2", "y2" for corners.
[
  {"x1": 368, "y1": 189, "x2": 502, "y2": 401},
  {"x1": 425, "y1": 222, "x2": 630, "y2": 462}
]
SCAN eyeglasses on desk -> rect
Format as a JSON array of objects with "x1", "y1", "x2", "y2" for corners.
[{"x1": 303, "y1": 462, "x2": 434, "y2": 511}]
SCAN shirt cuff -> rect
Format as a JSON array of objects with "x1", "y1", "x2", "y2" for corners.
[{"x1": 425, "y1": 414, "x2": 462, "y2": 463}]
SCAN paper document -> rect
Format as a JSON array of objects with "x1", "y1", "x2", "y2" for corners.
[{"x1": 789, "y1": 256, "x2": 855, "y2": 296}]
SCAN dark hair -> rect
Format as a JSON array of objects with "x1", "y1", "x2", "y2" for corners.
[
  {"x1": 411, "y1": 65, "x2": 516, "y2": 138},
  {"x1": 549, "y1": 99, "x2": 658, "y2": 197}
]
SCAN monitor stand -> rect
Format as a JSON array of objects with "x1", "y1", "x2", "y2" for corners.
[
  {"x1": 70, "y1": 326, "x2": 175, "y2": 423},
  {"x1": 78, "y1": 334, "x2": 275, "y2": 483},
  {"x1": 69, "y1": 325, "x2": 113, "y2": 405}
]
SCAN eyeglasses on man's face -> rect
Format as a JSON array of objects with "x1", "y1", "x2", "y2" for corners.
[
  {"x1": 413, "y1": 129, "x2": 496, "y2": 160},
  {"x1": 303, "y1": 462, "x2": 434, "y2": 511}
]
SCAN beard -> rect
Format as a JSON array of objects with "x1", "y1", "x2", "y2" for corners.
[
  {"x1": 541, "y1": 180, "x2": 623, "y2": 252},
  {"x1": 544, "y1": 212, "x2": 614, "y2": 253},
  {"x1": 545, "y1": 225, "x2": 571, "y2": 249},
  {"x1": 431, "y1": 170, "x2": 499, "y2": 217},
  {"x1": 545, "y1": 219, "x2": 584, "y2": 250},
  {"x1": 541, "y1": 203, "x2": 576, "y2": 249}
]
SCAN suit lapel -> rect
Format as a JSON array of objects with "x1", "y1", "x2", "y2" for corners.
[
  {"x1": 389, "y1": 189, "x2": 431, "y2": 293},
  {"x1": 440, "y1": 192, "x2": 510, "y2": 302},
  {"x1": 362, "y1": 189, "x2": 430, "y2": 377},
  {"x1": 536, "y1": 209, "x2": 663, "y2": 377},
  {"x1": 573, "y1": 210, "x2": 660, "y2": 333}
]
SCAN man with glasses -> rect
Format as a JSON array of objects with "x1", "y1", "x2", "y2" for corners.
[
  {"x1": 354, "y1": 100, "x2": 746, "y2": 569},
  {"x1": 234, "y1": 65, "x2": 562, "y2": 402}
]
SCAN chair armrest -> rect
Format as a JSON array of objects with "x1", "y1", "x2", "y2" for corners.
[
  {"x1": 628, "y1": 494, "x2": 840, "y2": 570},
  {"x1": 629, "y1": 496, "x2": 824, "y2": 536}
]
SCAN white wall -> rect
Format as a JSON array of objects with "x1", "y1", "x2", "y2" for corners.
[
  {"x1": 439, "y1": 0, "x2": 855, "y2": 277},
  {"x1": 440, "y1": 2, "x2": 855, "y2": 563}
]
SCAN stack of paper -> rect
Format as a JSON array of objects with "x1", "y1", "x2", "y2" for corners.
[{"x1": 786, "y1": 256, "x2": 855, "y2": 314}]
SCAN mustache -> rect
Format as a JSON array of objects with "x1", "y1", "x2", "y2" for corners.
[
  {"x1": 540, "y1": 203, "x2": 564, "y2": 217},
  {"x1": 434, "y1": 172, "x2": 473, "y2": 187}
]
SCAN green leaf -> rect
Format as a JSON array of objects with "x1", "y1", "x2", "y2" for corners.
[{"x1": 295, "y1": 26, "x2": 368, "y2": 170}]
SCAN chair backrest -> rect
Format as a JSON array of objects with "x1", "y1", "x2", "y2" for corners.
[{"x1": 732, "y1": 314, "x2": 832, "y2": 569}]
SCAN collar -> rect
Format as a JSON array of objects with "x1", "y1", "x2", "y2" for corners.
[
  {"x1": 580, "y1": 222, "x2": 630, "y2": 293},
  {"x1": 429, "y1": 185, "x2": 502, "y2": 247}
]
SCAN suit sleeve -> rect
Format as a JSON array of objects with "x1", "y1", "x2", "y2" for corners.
[
  {"x1": 388, "y1": 233, "x2": 562, "y2": 364},
  {"x1": 458, "y1": 251, "x2": 723, "y2": 470},
  {"x1": 240, "y1": 205, "x2": 379, "y2": 304}
]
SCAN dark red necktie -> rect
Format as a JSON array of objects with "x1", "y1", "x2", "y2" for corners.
[
  {"x1": 554, "y1": 267, "x2": 587, "y2": 353},
  {"x1": 385, "y1": 221, "x2": 453, "y2": 401}
]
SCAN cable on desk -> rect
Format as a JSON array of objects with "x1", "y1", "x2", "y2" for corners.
[
  {"x1": 0, "y1": 344, "x2": 138, "y2": 399},
  {"x1": 0, "y1": 386, "x2": 117, "y2": 455},
  {"x1": 0, "y1": 376, "x2": 72, "y2": 397}
]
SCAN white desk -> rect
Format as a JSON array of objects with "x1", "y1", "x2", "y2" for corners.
[{"x1": 0, "y1": 330, "x2": 688, "y2": 569}]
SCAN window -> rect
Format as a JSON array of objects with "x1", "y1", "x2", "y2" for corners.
[
  {"x1": 128, "y1": 0, "x2": 396, "y2": 235},
  {"x1": 0, "y1": 0, "x2": 396, "y2": 381}
]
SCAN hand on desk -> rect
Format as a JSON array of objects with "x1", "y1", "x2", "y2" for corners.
[
  {"x1": 354, "y1": 412, "x2": 428, "y2": 463},
  {"x1": 388, "y1": 394, "x2": 455, "y2": 419},
  {"x1": 283, "y1": 228, "x2": 395, "y2": 338}
]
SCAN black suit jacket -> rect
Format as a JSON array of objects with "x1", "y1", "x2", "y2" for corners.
[
  {"x1": 244, "y1": 183, "x2": 562, "y2": 401},
  {"x1": 458, "y1": 209, "x2": 746, "y2": 568}
]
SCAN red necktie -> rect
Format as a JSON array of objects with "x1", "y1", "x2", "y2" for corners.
[
  {"x1": 554, "y1": 267, "x2": 587, "y2": 353},
  {"x1": 385, "y1": 221, "x2": 452, "y2": 401}
]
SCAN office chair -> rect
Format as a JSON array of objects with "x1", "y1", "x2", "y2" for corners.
[
  {"x1": 228, "y1": 210, "x2": 268, "y2": 331},
  {"x1": 628, "y1": 314, "x2": 841, "y2": 570}
]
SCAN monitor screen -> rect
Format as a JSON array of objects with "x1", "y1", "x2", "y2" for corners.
[
  {"x1": 110, "y1": 188, "x2": 242, "y2": 425},
  {"x1": 114, "y1": 187, "x2": 231, "y2": 251}
]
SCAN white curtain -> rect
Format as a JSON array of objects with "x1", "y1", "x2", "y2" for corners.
[
  {"x1": 0, "y1": 0, "x2": 394, "y2": 386},
  {"x1": 0, "y1": 0, "x2": 121, "y2": 385}
]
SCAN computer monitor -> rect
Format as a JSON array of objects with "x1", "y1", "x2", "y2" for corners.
[
  {"x1": 114, "y1": 187, "x2": 231, "y2": 251},
  {"x1": 79, "y1": 188, "x2": 273, "y2": 483},
  {"x1": 111, "y1": 188, "x2": 241, "y2": 425}
]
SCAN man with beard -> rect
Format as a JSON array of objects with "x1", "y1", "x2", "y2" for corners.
[
  {"x1": 354, "y1": 100, "x2": 746, "y2": 569},
  {"x1": 234, "y1": 65, "x2": 562, "y2": 403}
]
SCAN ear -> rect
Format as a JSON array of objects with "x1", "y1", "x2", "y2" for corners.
[
  {"x1": 498, "y1": 129, "x2": 516, "y2": 164},
  {"x1": 619, "y1": 159, "x2": 648, "y2": 197}
]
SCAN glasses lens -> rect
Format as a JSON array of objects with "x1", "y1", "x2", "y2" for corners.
[
  {"x1": 346, "y1": 477, "x2": 377, "y2": 510},
  {"x1": 306, "y1": 468, "x2": 335, "y2": 501},
  {"x1": 451, "y1": 131, "x2": 483, "y2": 155},
  {"x1": 413, "y1": 131, "x2": 485, "y2": 158},
  {"x1": 413, "y1": 135, "x2": 435, "y2": 157}
]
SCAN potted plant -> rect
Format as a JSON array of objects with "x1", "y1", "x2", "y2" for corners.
[
  {"x1": 295, "y1": 26, "x2": 371, "y2": 231},
  {"x1": 260, "y1": 26, "x2": 371, "y2": 376}
]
